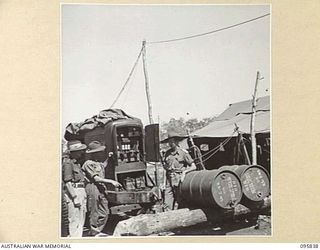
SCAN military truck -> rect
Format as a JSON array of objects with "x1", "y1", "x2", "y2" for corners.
[{"x1": 64, "y1": 109, "x2": 163, "y2": 217}]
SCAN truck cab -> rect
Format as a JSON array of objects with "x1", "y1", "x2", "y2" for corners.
[{"x1": 82, "y1": 117, "x2": 161, "y2": 213}]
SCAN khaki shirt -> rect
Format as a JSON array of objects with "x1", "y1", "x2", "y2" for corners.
[
  {"x1": 164, "y1": 147, "x2": 194, "y2": 186},
  {"x1": 82, "y1": 160, "x2": 105, "y2": 182},
  {"x1": 62, "y1": 157, "x2": 85, "y2": 183}
]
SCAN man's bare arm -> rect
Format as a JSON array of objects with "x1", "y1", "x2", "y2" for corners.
[{"x1": 93, "y1": 176, "x2": 122, "y2": 187}]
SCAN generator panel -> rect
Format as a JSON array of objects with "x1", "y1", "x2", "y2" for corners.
[{"x1": 116, "y1": 126, "x2": 144, "y2": 165}]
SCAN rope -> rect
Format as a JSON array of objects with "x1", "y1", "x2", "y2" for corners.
[
  {"x1": 147, "y1": 13, "x2": 270, "y2": 44},
  {"x1": 200, "y1": 135, "x2": 234, "y2": 163},
  {"x1": 201, "y1": 148, "x2": 221, "y2": 164},
  {"x1": 193, "y1": 130, "x2": 236, "y2": 160},
  {"x1": 191, "y1": 130, "x2": 236, "y2": 162},
  {"x1": 110, "y1": 47, "x2": 143, "y2": 108},
  {"x1": 120, "y1": 58, "x2": 138, "y2": 109}
]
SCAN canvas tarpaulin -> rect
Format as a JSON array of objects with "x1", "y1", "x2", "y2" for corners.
[
  {"x1": 191, "y1": 96, "x2": 270, "y2": 138},
  {"x1": 64, "y1": 109, "x2": 139, "y2": 141},
  {"x1": 216, "y1": 96, "x2": 270, "y2": 121}
]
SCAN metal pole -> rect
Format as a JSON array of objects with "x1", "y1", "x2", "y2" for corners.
[
  {"x1": 250, "y1": 71, "x2": 260, "y2": 165},
  {"x1": 142, "y1": 40, "x2": 154, "y2": 124}
]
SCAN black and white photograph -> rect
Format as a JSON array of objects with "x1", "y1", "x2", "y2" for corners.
[{"x1": 61, "y1": 4, "x2": 271, "y2": 237}]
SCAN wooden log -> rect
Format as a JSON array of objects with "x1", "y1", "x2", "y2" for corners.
[
  {"x1": 113, "y1": 208, "x2": 207, "y2": 236},
  {"x1": 113, "y1": 196, "x2": 271, "y2": 236}
]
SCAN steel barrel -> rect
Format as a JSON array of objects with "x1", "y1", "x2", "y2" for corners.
[
  {"x1": 219, "y1": 165, "x2": 270, "y2": 203},
  {"x1": 179, "y1": 169, "x2": 242, "y2": 209}
]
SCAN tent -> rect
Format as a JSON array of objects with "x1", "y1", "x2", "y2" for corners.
[
  {"x1": 185, "y1": 96, "x2": 270, "y2": 171},
  {"x1": 192, "y1": 96, "x2": 270, "y2": 138}
]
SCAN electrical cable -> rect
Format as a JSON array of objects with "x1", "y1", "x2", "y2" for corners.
[
  {"x1": 147, "y1": 13, "x2": 270, "y2": 44},
  {"x1": 110, "y1": 47, "x2": 143, "y2": 108},
  {"x1": 120, "y1": 57, "x2": 140, "y2": 109}
]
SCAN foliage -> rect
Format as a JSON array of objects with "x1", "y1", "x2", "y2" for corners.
[{"x1": 160, "y1": 116, "x2": 216, "y2": 140}]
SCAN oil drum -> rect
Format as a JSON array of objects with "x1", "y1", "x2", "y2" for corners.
[
  {"x1": 179, "y1": 169, "x2": 242, "y2": 209},
  {"x1": 219, "y1": 165, "x2": 270, "y2": 203}
]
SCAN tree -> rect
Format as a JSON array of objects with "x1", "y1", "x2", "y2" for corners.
[{"x1": 160, "y1": 116, "x2": 216, "y2": 141}]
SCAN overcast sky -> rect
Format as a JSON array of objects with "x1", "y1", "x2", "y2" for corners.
[{"x1": 62, "y1": 4, "x2": 270, "y2": 135}]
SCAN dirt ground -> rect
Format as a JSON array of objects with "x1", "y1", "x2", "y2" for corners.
[
  {"x1": 102, "y1": 214, "x2": 271, "y2": 236},
  {"x1": 171, "y1": 215, "x2": 271, "y2": 236}
]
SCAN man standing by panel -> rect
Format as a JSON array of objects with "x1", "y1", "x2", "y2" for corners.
[
  {"x1": 162, "y1": 132, "x2": 196, "y2": 210},
  {"x1": 82, "y1": 141, "x2": 122, "y2": 236}
]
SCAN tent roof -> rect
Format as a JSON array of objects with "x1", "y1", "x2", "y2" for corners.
[
  {"x1": 216, "y1": 96, "x2": 270, "y2": 121},
  {"x1": 192, "y1": 96, "x2": 270, "y2": 138}
]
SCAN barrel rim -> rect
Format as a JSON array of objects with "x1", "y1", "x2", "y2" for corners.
[
  {"x1": 211, "y1": 170, "x2": 243, "y2": 209},
  {"x1": 240, "y1": 166, "x2": 270, "y2": 201}
]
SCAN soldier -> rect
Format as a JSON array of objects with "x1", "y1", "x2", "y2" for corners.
[
  {"x1": 162, "y1": 132, "x2": 196, "y2": 210},
  {"x1": 82, "y1": 141, "x2": 122, "y2": 236},
  {"x1": 62, "y1": 140, "x2": 87, "y2": 237}
]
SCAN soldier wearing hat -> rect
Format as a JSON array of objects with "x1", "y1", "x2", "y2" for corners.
[
  {"x1": 82, "y1": 141, "x2": 122, "y2": 236},
  {"x1": 162, "y1": 131, "x2": 196, "y2": 210},
  {"x1": 62, "y1": 140, "x2": 87, "y2": 237}
]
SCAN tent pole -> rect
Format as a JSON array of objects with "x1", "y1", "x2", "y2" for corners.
[
  {"x1": 142, "y1": 40, "x2": 154, "y2": 124},
  {"x1": 250, "y1": 71, "x2": 261, "y2": 165},
  {"x1": 241, "y1": 134, "x2": 251, "y2": 165},
  {"x1": 235, "y1": 123, "x2": 251, "y2": 165}
]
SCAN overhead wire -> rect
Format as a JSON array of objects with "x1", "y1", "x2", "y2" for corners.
[
  {"x1": 109, "y1": 13, "x2": 270, "y2": 108},
  {"x1": 120, "y1": 57, "x2": 140, "y2": 109},
  {"x1": 147, "y1": 13, "x2": 270, "y2": 44},
  {"x1": 109, "y1": 46, "x2": 144, "y2": 108}
]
